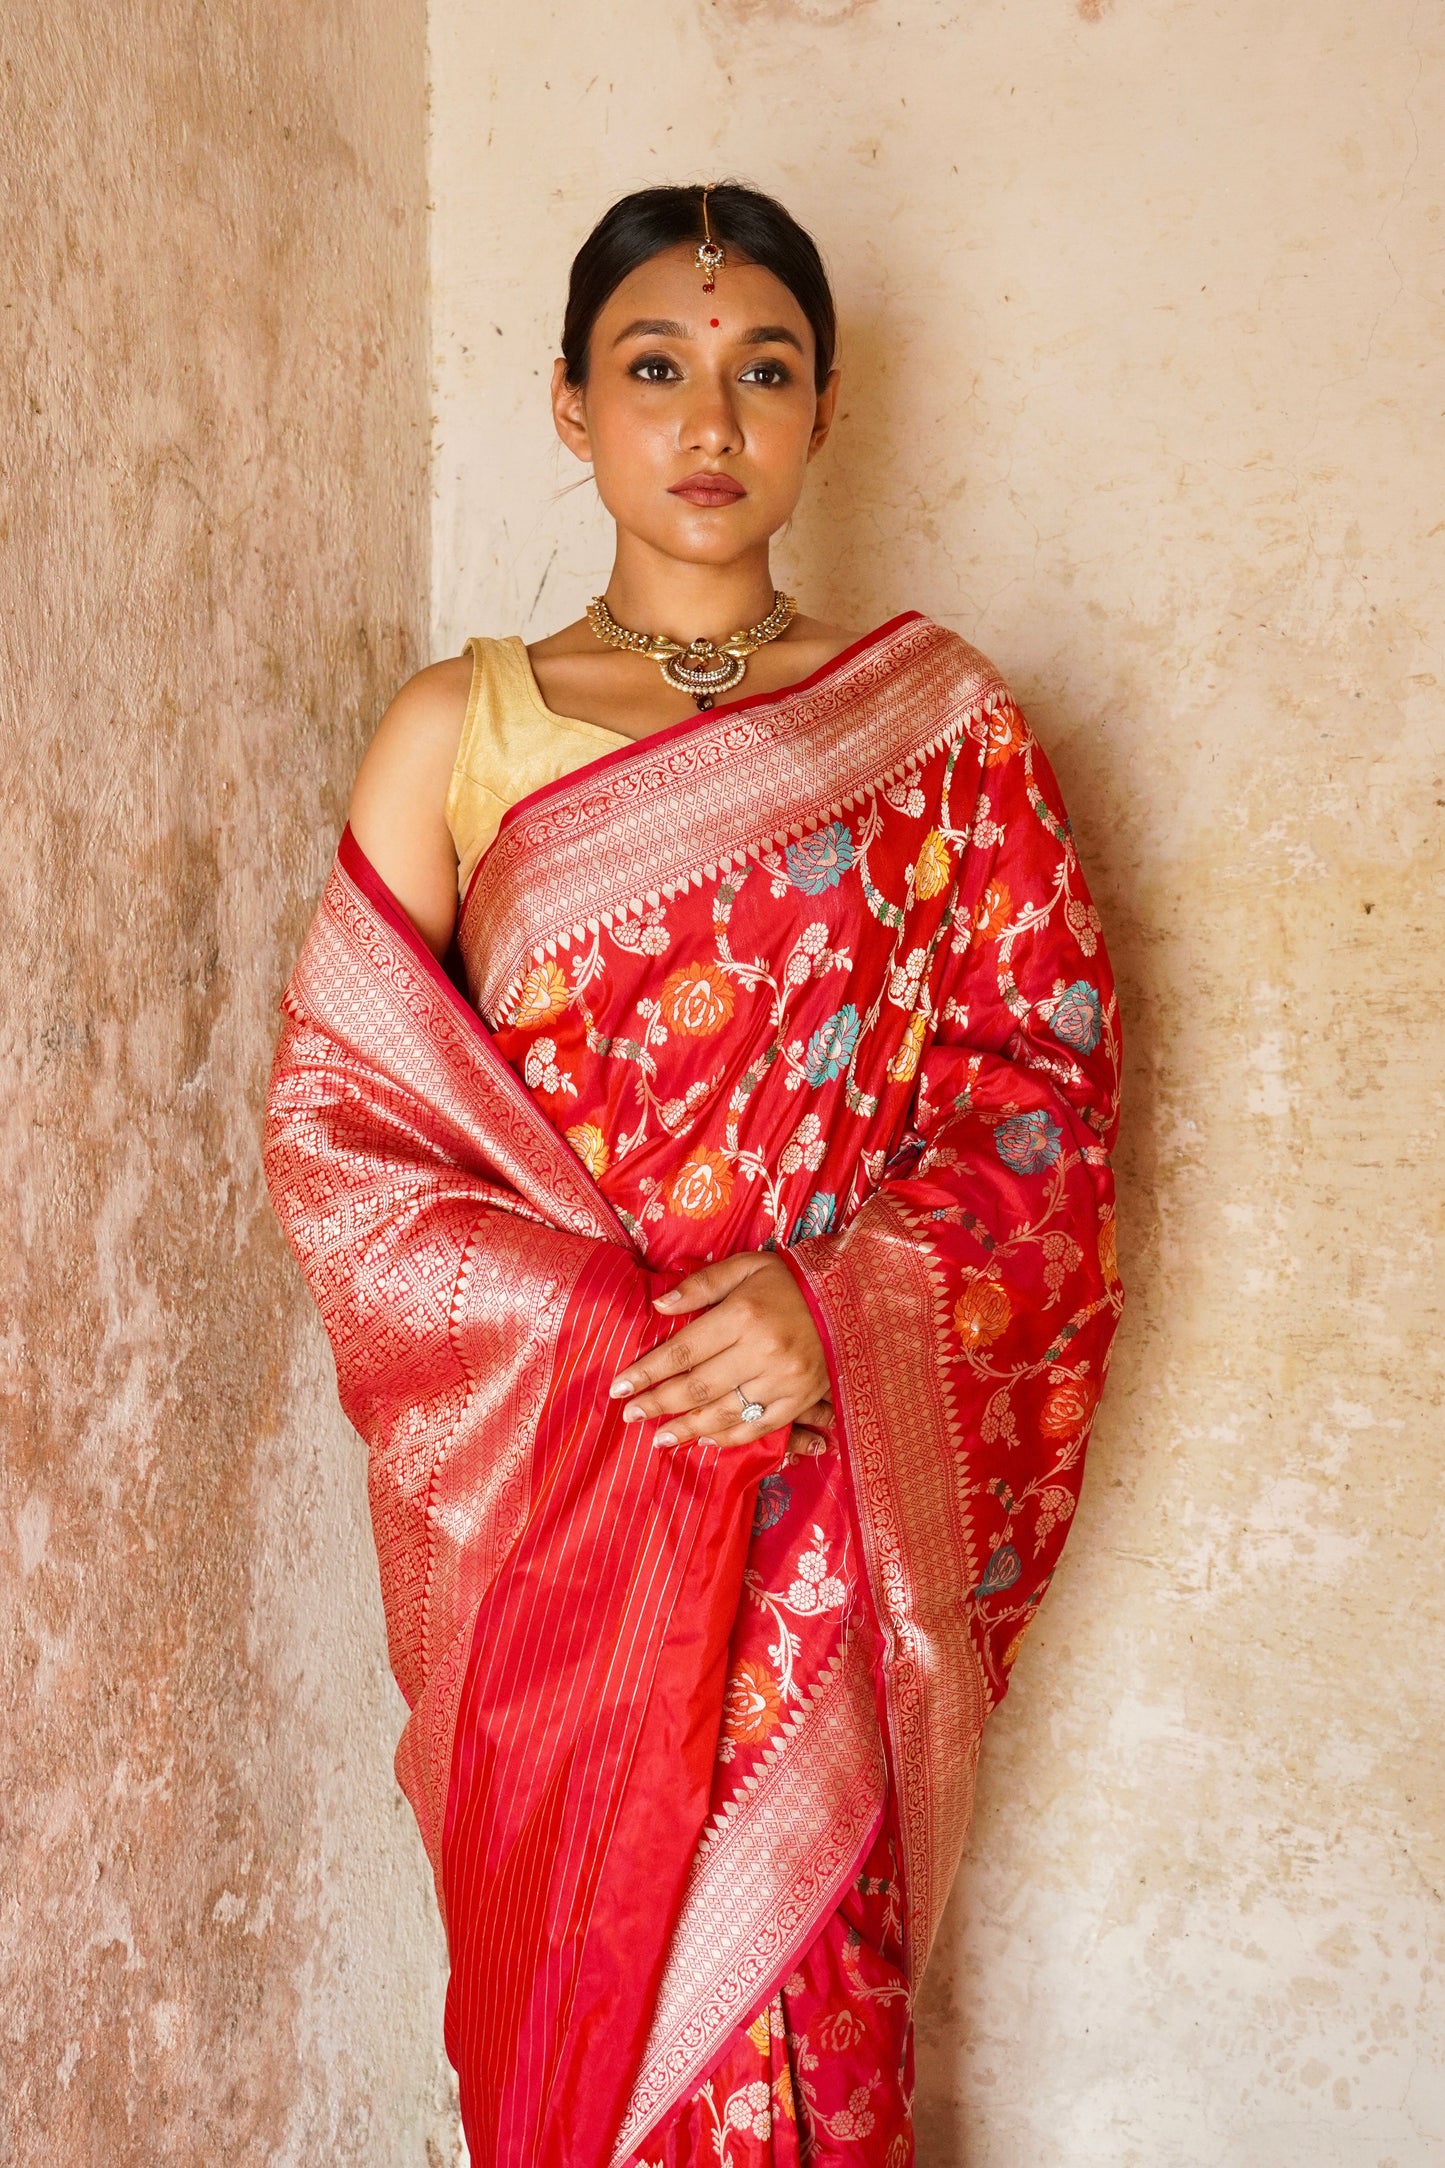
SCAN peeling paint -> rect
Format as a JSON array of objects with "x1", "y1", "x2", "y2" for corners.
[{"x1": 1, "y1": 5, "x2": 455, "y2": 2162}]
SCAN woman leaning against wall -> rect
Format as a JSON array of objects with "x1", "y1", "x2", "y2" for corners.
[{"x1": 264, "y1": 181, "x2": 1123, "y2": 2167}]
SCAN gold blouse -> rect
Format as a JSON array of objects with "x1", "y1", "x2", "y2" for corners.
[{"x1": 445, "y1": 635, "x2": 629, "y2": 896}]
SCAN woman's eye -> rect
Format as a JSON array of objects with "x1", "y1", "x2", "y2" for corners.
[
  {"x1": 740, "y1": 361, "x2": 791, "y2": 387},
  {"x1": 631, "y1": 355, "x2": 680, "y2": 383}
]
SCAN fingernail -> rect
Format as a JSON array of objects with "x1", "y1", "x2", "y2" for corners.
[
  {"x1": 621, "y1": 1404, "x2": 642, "y2": 1423},
  {"x1": 654, "y1": 1291, "x2": 679, "y2": 1307},
  {"x1": 654, "y1": 1429, "x2": 677, "y2": 1446},
  {"x1": 697, "y1": 1436, "x2": 717, "y2": 1448},
  {"x1": 608, "y1": 1377, "x2": 632, "y2": 1398}
]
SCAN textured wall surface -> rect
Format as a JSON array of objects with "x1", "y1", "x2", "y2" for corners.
[
  {"x1": 0, "y1": 7, "x2": 455, "y2": 2163},
  {"x1": 431, "y1": 3, "x2": 1444, "y2": 2162}
]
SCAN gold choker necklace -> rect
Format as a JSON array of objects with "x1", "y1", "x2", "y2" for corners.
[{"x1": 586, "y1": 589, "x2": 796, "y2": 710}]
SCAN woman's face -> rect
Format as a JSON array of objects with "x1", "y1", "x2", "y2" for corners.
[{"x1": 551, "y1": 243, "x2": 839, "y2": 569}]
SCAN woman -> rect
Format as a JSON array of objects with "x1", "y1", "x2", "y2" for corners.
[{"x1": 264, "y1": 183, "x2": 1122, "y2": 2168}]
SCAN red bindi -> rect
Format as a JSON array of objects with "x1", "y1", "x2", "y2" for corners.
[{"x1": 710, "y1": 318, "x2": 720, "y2": 328}]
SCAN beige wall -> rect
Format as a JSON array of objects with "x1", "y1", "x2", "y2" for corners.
[
  {"x1": 0, "y1": 7, "x2": 456, "y2": 2163},
  {"x1": 431, "y1": 3, "x2": 1445, "y2": 2164}
]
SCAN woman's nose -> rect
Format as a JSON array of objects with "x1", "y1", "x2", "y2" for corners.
[{"x1": 681, "y1": 379, "x2": 741, "y2": 457}]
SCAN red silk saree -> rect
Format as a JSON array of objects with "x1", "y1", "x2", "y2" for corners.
[{"x1": 263, "y1": 612, "x2": 1123, "y2": 2167}]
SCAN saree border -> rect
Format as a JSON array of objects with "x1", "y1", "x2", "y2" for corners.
[
  {"x1": 460, "y1": 616, "x2": 1005, "y2": 1024},
  {"x1": 783, "y1": 1196, "x2": 991, "y2": 1985},
  {"x1": 609, "y1": 1624, "x2": 887, "y2": 2165}
]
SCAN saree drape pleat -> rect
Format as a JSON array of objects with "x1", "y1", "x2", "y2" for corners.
[{"x1": 264, "y1": 613, "x2": 1123, "y2": 2168}]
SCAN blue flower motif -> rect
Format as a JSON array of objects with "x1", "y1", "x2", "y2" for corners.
[
  {"x1": 975, "y1": 1543, "x2": 1022, "y2": 1599},
  {"x1": 786, "y1": 822, "x2": 856, "y2": 895},
  {"x1": 790, "y1": 1191, "x2": 837, "y2": 1245},
  {"x1": 994, "y1": 1109, "x2": 1063, "y2": 1175},
  {"x1": 752, "y1": 1473, "x2": 793, "y2": 1534},
  {"x1": 804, "y1": 1005, "x2": 861, "y2": 1086},
  {"x1": 1049, "y1": 980, "x2": 1103, "y2": 1055}
]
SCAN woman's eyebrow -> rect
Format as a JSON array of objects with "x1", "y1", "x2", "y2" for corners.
[
  {"x1": 612, "y1": 317, "x2": 691, "y2": 344},
  {"x1": 741, "y1": 325, "x2": 804, "y2": 352}
]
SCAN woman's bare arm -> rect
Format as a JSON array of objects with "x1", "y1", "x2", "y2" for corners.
[{"x1": 348, "y1": 656, "x2": 471, "y2": 958}]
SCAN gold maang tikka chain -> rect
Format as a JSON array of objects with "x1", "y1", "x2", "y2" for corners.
[
  {"x1": 585, "y1": 591, "x2": 797, "y2": 710},
  {"x1": 695, "y1": 183, "x2": 725, "y2": 293}
]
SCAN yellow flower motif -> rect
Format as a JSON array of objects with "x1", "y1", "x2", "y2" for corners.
[
  {"x1": 886, "y1": 1010, "x2": 927, "y2": 1083},
  {"x1": 913, "y1": 827, "x2": 952, "y2": 899},
  {"x1": 564, "y1": 1123, "x2": 609, "y2": 1179},
  {"x1": 746, "y1": 2012, "x2": 771, "y2": 2054},
  {"x1": 511, "y1": 959, "x2": 570, "y2": 1030}
]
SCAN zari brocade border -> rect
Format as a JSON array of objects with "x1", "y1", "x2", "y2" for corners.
[
  {"x1": 281, "y1": 852, "x2": 630, "y2": 1877},
  {"x1": 785, "y1": 1194, "x2": 990, "y2": 1986},
  {"x1": 460, "y1": 615, "x2": 1004, "y2": 1024},
  {"x1": 608, "y1": 1631, "x2": 886, "y2": 2163}
]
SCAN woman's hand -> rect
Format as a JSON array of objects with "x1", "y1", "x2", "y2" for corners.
[{"x1": 609, "y1": 1252, "x2": 833, "y2": 1451}]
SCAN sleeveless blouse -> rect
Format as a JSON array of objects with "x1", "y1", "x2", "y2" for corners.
[{"x1": 445, "y1": 635, "x2": 629, "y2": 897}]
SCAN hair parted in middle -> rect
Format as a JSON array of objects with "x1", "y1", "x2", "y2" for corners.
[{"x1": 560, "y1": 181, "x2": 837, "y2": 393}]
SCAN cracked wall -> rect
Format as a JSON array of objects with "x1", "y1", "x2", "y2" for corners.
[
  {"x1": 431, "y1": 2, "x2": 1445, "y2": 2162},
  {"x1": 0, "y1": 6, "x2": 455, "y2": 2163}
]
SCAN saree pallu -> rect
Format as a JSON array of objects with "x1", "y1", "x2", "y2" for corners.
[{"x1": 263, "y1": 613, "x2": 1123, "y2": 2168}]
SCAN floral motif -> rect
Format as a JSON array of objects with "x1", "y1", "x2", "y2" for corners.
[
  {"x1": 522, "y1": 1037, "x2": 576, "y2": 1098},
  {"x1": 786, "y1": 821, "x2": 855, "y2": 894},
  {"x1": 751, "y1": 1472, "x2": 793, "y2": 1533},
  {"x1": 1039, "y1": 1375, "x2": 1097, "y2": 1437},
  {"x1": 1098, "y1": 1209, "x2": 1120, "y2": 1286},
  {"x1": 913, "y1": 827, "x2": 952, "y2": 899},
  {"x1": 970, "y1": 879, "x2": 1012, "y2": 945},
  {"x1": 668, "y1": 1147, "x2": 733, "y2": 1219},
  {"x1": 722, "y1": 1658, "x2": 782, "y2": 1745},
  {"x1": 1048, "y1": 979, "x2": 1103, "y2": 1055},
  {"x1": 660, "y1": 959, "x2": 736, "y2": 1036},
  {"x1": 954, "y1": 1275, "x2": 1011, "y2": 1350},
  {"x1": 975, "y1": 1542, "x2": 1022, "y2": 1598},
  {"x1": 790, "y1": 1191, "x2": 836, "y2": 1244},
  {"x1": 564, "y1": 1122, "x2": 609, "y2": 1178},
  {"x1": 993, "y1": 1108, "x2": 1063, "y2": 1174},
  {"x1": 886, "y1": 1011, "x2": 927, "y2": 1084},
  {"x1": 511, "y1": 959, "x2": 570, "y2": 1029},
  {"x1": 804, "y1": 1005, "x2": 861, "y2": 1085},
  {"x1": 979, "y1": 700, "x2": 1027, "y2": 764}
]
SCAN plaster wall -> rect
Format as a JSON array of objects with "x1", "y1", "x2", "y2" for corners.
[
  {"x1": 1, "y1": 6, "x2": 455, "y2": 2162},
  {"x1": 430, "y1": 3, "x2": 1445, "y2": 2163}
]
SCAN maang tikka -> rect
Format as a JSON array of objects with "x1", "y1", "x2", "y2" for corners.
[{"x1": 695, "y1": 185, "x2": 725, "y2": 294}]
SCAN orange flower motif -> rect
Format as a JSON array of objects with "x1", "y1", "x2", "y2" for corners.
[
  {"x1": 1039, "y1": 1376, "x2": 1097, "y2": 1438},
  {"x1": 1098, "y1": 1210, "x2": 1120, "y2": 1286},
  {"x1": 564, "y1": 1123, "x2": 609, "y2": 1180},
  {"x1": 970, "y1": 879, "x2": 1012, "y2": 946},
  {"x1": 886, "y1": 1010, "x2": 927, "y2": 1083},
  {"x1": 1001, "y1": 1615, "x2": 1036, "y2": 1672},
  {"x1": 722, "y1": 1657, "x2": 782, "y2": 1744},
  {"x1": 981, "y1": 701, "x2": 1027, "y2": 765},
  {"x1": 511, "y1": 959, "x2": 570, "y2": 1029},
  {"x1": 913, "y1": 827, "x2": 952, "y2": 900},
  {"x1": 660, "y1": 960, "x2": 735, "y2": 1036},
  {"x1": 954, "y1": 1276, "x2": 1011, "y2": 1350},
  {"x1": 668, "y1": 1147, "x2": 733, "y2": 1220}
]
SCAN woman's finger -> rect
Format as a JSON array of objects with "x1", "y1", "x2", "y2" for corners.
[
  {"x1": 652, "y1": 1251, "x2": 771, "y2": 1315},
  {"x1": 608, "y1": 1304, "x2": 741, "y2": 1406},
  {"x1": 651, "y1": 1382, "x2": 795, "y2": 1450}
]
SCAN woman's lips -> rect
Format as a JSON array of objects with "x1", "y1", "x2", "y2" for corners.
[{"x1": 669, "y1": 472, "x2": 747, "y2": 507}]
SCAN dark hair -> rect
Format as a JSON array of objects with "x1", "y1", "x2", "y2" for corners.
[{"x1": 561, "y1": 182, "x2": 837, "y2": 393}]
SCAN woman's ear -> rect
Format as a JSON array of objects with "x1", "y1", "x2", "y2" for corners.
[
  {"x1": 807, "y1": 366, "x2": 842, "y2": 460},
  {"x1": 551, "y1": 356, "x2": 593, "y2": 464}
]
